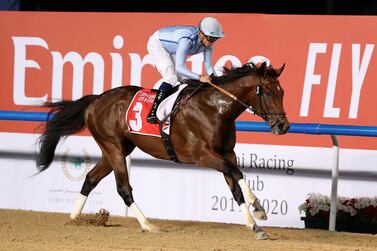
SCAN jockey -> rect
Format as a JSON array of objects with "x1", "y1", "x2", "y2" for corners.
[{"x1": 146, "y1": 16, "x2": 225, "y2": 123}]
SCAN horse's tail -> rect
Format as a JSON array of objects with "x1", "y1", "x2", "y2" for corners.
[{"x1": 36, "y1": 95, "x2": 99, "y2": 172}]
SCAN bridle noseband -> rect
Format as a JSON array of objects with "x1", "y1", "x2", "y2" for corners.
[{"x1": 254, "y1": 81, "x2": 286, "y2": 121}]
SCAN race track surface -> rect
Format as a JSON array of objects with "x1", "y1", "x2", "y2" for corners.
[{"x1": 0, "y1": 209, "x2": 376, "y2": 251}]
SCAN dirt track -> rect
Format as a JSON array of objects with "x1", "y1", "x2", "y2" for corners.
[{"x1": 0, "y1": 209, "x2": 376, "y2": 251}]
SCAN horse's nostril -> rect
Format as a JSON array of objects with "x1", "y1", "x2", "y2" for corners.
[
  {"x1": 278, "y1": 122, "x2": 285, "y2": 130},
  {"x1": 277, "y1": 122, "x2": 290, "y2": 133}
]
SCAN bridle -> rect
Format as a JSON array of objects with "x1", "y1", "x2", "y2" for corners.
[
  {"x1": 254, "y1": 82, "x2": 286, "y2": 121},
  {"x1": 207, "y1": 78, "x2": 286, "y2": 121}
]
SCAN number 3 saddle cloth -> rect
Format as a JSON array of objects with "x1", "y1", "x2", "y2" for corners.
[{"x1": 125, "y1": 84, "x2": 187, "y2": 137}]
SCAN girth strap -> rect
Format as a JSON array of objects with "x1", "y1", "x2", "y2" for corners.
[
  {"x1": 160, "y1": 129, "x2": 179, "y2": 162},
  {"x1": 158, "y1": 97, "x2": 181, "y2": 163},
  {"x1": 159, "y1": 83, "x2": 203, "y2": 163}
]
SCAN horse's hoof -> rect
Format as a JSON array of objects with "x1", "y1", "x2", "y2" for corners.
[
  {"x1": 70, "y1": 212, "x2": 80, "y2": 220},
  {"x1": 254, "y1": 230, "x2": 269, "y2": 240},
  {"x1": 252, "y1": 225, "x2": 269, "y2": 240},
  {"x1": 142, "y1": 224, "x2": 160, "y2": 233},
  {"x1": 253, "y1": 210, "x2": 268, "y2": 220}
]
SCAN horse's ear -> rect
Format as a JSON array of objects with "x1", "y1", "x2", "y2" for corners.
[
  {"x1": 275, "y1": 63, "x2": 285, "y2": 77},
  {"x1": 257, "y1": 62, "x2": 267, "y2": 77},
  {"x1": 260, "y1": 62, "x2": 267, "y2": 71}
]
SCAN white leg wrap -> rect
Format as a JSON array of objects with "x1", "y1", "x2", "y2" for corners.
[
  {"x1": 125, "y1": 156, "x2": 131, "y2": 170},
  {"x1": 240, "y1": 203, "x2": 256, "y2": 229},
  {"x1": 70, "y1": 194, "x2": 87, "y2": 219},
  {"x1": 238, "y1": 179, "x2": 256, "y2": 204},
  {"x1": 130, "y1": 203, "x2": 159, "y2": 232}
]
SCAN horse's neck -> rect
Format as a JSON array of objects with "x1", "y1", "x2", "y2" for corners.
[{"x1": 208, "y1": 79, "x2": 250, "y2": 121}]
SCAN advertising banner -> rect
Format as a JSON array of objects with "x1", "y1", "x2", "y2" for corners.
[{"x1": 0, "y1": 12, "x2": 377, "y2": 149}]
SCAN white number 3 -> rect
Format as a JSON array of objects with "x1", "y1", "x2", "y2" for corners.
[{"x1": 129, "y1": 102, "x2": 143, "y2": 131}]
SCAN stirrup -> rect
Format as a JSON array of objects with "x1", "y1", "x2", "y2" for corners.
[{"x1": 147, "y1": 105, "x2": 159, "y2": 124}]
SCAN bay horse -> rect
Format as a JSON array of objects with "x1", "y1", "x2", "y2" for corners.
[{"x1": 36, "y1": 62, "x2": 289, "y2": 240}]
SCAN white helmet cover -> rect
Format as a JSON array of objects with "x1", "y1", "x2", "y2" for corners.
[{"x1": 198, "y1": 17, "x2": 224, "y2": 38}]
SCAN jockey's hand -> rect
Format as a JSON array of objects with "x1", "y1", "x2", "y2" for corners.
[{"x1": 199, "y1": 74, "x2": 210, "y2": 83}]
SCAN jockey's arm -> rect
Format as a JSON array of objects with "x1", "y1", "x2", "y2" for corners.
[
  {"x1": 175, "y1": 39, "x2": 201, "y2": 81},
  {"x1": 203, "y1": 46, "x2": 216, "y2": 76}
]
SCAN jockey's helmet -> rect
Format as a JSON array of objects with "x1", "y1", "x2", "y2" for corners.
[{"x1": 198, "y1": 17, "x2": 224, "y2": 38}]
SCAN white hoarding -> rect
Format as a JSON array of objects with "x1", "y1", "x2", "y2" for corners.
[{"x1": 0, "y1": 132, "x2": 376, "y2": 228}]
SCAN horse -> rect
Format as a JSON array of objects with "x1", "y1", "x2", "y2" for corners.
[{"x1": 36, "y1": 62, "x2": 290, "y2": 240}]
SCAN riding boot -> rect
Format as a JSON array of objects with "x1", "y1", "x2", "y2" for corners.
[{"x1": 147, "y1": 90, "x2": 168, "y2": 124}]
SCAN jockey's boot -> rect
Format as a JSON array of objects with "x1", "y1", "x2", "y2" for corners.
[{"x1": 147, "y1": 90, "x2": 168, "y2": 124}]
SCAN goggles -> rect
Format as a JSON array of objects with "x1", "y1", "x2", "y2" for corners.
[
  {"x1": 199, "y1": 29, "x2": 220, "y2": 43},
  {"x1": 205, "y1": 35, "x2": 220, "y2": 43}
]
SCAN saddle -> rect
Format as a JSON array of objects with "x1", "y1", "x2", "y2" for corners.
[
  {"x1": 156, "y1": 84, "x2": 188, "y2": 129},
  {"x1": 126, "y1": 83, "x2": 202, "y2": 162}
]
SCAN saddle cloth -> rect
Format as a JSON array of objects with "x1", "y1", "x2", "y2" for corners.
[{"x1": 125, "y1": 84, "x2": 187, "y2": 136}]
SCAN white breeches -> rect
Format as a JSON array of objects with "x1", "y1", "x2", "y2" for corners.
[{"x1": 147, "y1": 31, "x2": 185, "y2": 87}]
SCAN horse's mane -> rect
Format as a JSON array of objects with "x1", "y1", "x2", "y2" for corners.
[
  {"x1": 214, "y1": 62, "x2": 280, "y2": 84},
  {"x1": 182, "y1": 62, "x2": 278, "y2": 87}
]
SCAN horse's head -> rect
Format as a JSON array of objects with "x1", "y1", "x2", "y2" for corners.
[
  {"x1": 204, "y1": 61, "x2": 290, "y2": 135},
  {"x1": 246, "y1": 62, "x2": 290, "y2": 135}
]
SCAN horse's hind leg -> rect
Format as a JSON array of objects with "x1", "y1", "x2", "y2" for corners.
[
  {"x1": 70, "y1": 158, "x2": 113, "y2": 219},
  {"x1": 101, "y1": 141, "x2": 159, "y2": 233}
]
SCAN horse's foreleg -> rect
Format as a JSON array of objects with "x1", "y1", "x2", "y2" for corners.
[
  {"x1": 223, "y1": 175, "x2": 254, "y2": 227},
  {"x1": 222, "y1": 152, "x2": 267, "y2": 220},
  {"x1": 198, "y1": 150, "x2": 268, "y2": 240},
  {"x1": 70, "y1": 158, "x2": 113, "y2": 219},
  {"x1": 223, "y1": 174, "x2": 268, "y2": 240},
  {"x1": 238, "y1": 179, "x2": 267, "y2": 220}
]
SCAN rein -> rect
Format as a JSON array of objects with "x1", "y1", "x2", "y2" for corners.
[{"x1": 207, "y1": 80, "x2": 256, "y2": 114}]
